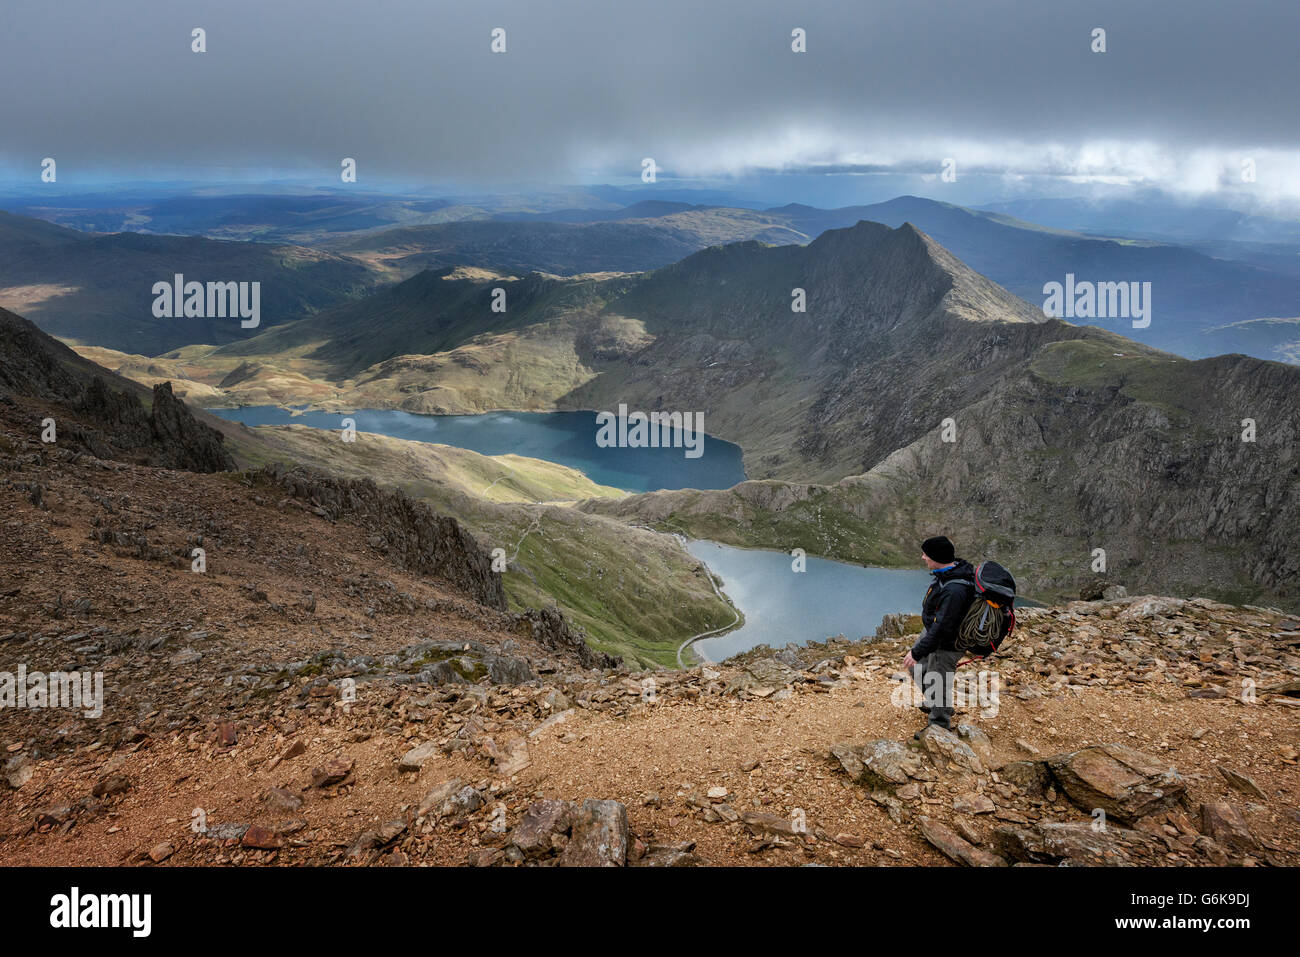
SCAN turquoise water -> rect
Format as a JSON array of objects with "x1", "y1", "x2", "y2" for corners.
[
  {"x1": 687, "y1": 540, "x2": 934, "y2": 660},
  {"x1": 209, "y1": 406, "x2": 747, "y2": 493}
]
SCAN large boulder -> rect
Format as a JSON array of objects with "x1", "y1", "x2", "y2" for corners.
[
  {"x1": 918, "y1": 817, "x2": 1006, "y2": 866},
  {"x1": 831, "y1": 740, "x2": 924, "y2": 788},
  {"x1": 484, "y1": 655, "x2": 536, "y2": 685},
  {"x1": 1200, "y1": 802, "x2": 1260, "y2": 856},
  {"x1": 560, "y1": 799, "x2": 628, "y2": 867},
  {"x1": 725, "y1": 657, "x2": 803, "y2": 694},
  {"x1": 994, "y1": 821, "x2": 1141, "y2": 866},
  {"x1": 509, "y1": 800, "x2": 576, "y2": 859},
  {"x1": 917, "y1": 726, "x2": 985, "y2": 774},
  {"x1": 1045, "y1": 743, "x2": 1185, "y2": 823}
]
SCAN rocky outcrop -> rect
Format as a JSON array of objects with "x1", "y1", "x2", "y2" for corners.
[
  {"x1": 994, "y1": 821, "x2": 1147, "y2": 866},
  {"x1": 676, "y1": 597, "x2": 1289, "y2": 866},
  {"x1": 146, "y1": 381, "x2": 234, "y2": 471},
  {"x1": 0, "y1": 308, "x2": 234, "y2": 472},
  {"x1": 501, "y1": 798, "x2": 630, "y2": 866},
  {"x1": 251, "y1": 464, "x2": 506, "y2": 610},
  {"x1": 1045, "y1": 743, "x2": 1186, "y2": 824},
  {"x1": 831, "y1": 734, "x2": 1175, "y2": 866},
  {"x1": 511, "y1": 606, "x2": 618, "y2": 670},
  {"x1": 0, "y1": 307, "x2": 88, "y2": 399},
  {"x1": 919, "y1": 817, "x2": 1007, "y2": 867},
  {"x1": 62, "y1": 378, "x2": 234, "y2": 472},
  {"x1": 831, "y1": 739, "x2": 924, "y2": 788}
]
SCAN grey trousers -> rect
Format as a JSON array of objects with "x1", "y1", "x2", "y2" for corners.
[{"x1": 911, "y1": 649, "x2": 961, "y2": 729}]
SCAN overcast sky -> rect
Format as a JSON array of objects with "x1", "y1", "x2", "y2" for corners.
[{"x1": 3, "y1": 0, "x2": 1298, "y2": 205}]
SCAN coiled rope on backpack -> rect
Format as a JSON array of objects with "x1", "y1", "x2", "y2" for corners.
[{"x1": 956, "y1": 598, "x2": 1006, "y2": 653}]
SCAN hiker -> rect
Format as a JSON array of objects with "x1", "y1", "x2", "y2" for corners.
[{"x1": 901, "y1": 536, "x2": 976, "y2": 736}]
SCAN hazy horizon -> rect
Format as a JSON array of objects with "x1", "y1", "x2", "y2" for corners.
[{"x1": 4, "y1": 0, "x2": 1300, "y2": 213}]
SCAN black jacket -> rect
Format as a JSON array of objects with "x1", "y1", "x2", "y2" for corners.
[{"x1": 910, "y1": 559, "x2": 976, "y2": 658}]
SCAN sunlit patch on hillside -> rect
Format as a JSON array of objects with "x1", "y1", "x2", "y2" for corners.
[{"x1": 0, "y1": 283, "x2": 82, "y2": 311}]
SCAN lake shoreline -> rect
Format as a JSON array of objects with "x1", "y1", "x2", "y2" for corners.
[
  {"x1": 684, "y1": 539, "x2": 935, "y2": 661},
  {"x1": 208, "y1": 405, "x2": 747, "y2": 494}
]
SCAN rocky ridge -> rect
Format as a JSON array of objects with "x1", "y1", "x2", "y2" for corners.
[
  {"x1": 0, "y1": 307, "x2": 234, "y2": 472},
  {"x1": 4, "y1": 537, "x2": 1297, "y2": 865}
]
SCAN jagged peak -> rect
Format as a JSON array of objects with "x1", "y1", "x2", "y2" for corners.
[{"x1": 805, "y1": 218, "x2": 895, "y2": 250}]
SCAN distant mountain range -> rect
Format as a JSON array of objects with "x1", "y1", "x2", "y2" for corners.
[
  {"x1": 297, "y1": 196, "x2": 1300, "y2": 362},
  {"x1": 320, "y1": 210, "x2": 807, "y2": 276},
  {"x1": 978, "y1": 194, "x2": 1300, "y2": 245},
  {"x1": 0, "y1": 211, "x2": 380, "y2": 354},
  {"x1": 554, "y1": 223, "x2": 1299, "y2": 607},
  {"x1": 6, "y1": 192, "x2": 1300, "y2": 363}
]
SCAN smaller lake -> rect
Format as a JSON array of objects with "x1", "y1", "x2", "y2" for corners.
[
  {"x1": 209, "y1": 407, "x2": 747, "y2": 493},
  {"x1": 686, "y1": 540, "x2": 934, "y2": 660}
]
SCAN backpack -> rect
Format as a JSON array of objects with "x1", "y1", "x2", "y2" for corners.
[{"x1": 954, "y1": 561, "x2": 1017, "y2": 658}]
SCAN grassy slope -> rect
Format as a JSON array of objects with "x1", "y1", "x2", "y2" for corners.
[
  {"x1": 211, "y1": 268, "x2": 614, "y2": 376},
  {"x1": 245, "y1": 424, "x2": 625, "y2": 504},
  {"x1": 222, "y1": 422, "x2": 734, "y2": 667},
  {"x1": 67, "y1": 309, "x2": 655, "y2": 415}
]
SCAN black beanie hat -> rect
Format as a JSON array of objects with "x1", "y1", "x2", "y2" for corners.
[{"x1": 921, "y1": 536, "x2": 955, "y2": 564}]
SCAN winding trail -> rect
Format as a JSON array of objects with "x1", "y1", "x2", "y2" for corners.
[{"x1": 674, "y1": 535, "x2": 743, "y2": 669}]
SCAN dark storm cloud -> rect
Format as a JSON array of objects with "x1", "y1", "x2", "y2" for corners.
[{"x1": 1, "y1": 0, "x2": 1297, "y2": 191}]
